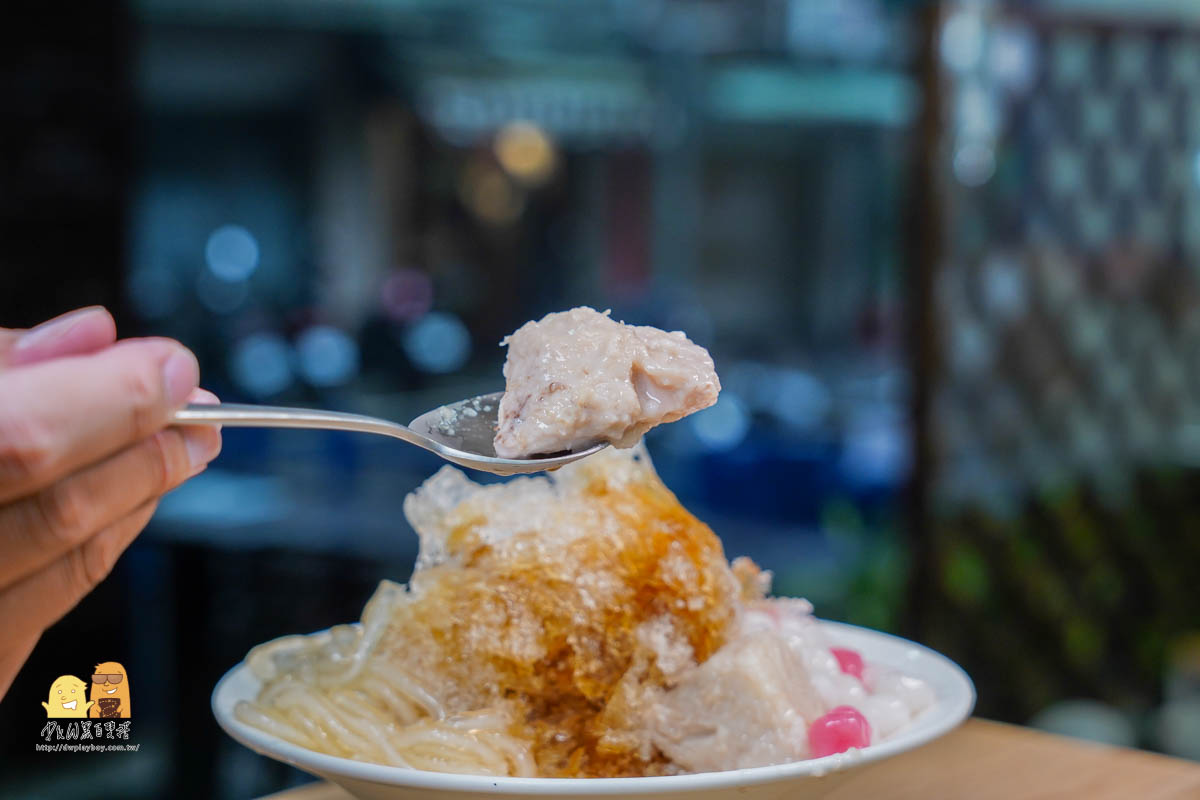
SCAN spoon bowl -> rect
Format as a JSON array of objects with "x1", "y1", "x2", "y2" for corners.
[{"x1": 172, "y1": 392, "x2": 608, "y2": 475}]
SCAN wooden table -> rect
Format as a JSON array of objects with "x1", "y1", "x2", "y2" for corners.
[{"x1": 257, "y1": 719, "x2": 1200, "y2": 799}]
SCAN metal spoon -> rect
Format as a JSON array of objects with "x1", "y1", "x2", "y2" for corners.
[{"x1": 170, "y1": 391, "x2": 607, "y2": 476}]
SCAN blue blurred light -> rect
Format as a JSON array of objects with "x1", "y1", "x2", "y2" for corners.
[
  {"x1": 403, "y1": 311, "x2": 472, "y2": 374},
  {"x1": 296, "y1": 325, "x2": 360, "y2": 388},
  {"x1": 787, "y1": 0, "x2": 888, "y2": 62},
  {"x1": 950, "y1": 320, "x2": 991, "y2": 374},
  {"x1": 690, "y1": 393, "x2": 750, "y2": 451},
  {"x1": 953, "y1": 138, "x2": 996, "y2": 186},
  {"x1": 230, "y1": 332, "x2": 293, "y2": 397},
  {"x1": 941, "y1": 8, "x2": 985, "y2": 73},
  {"x1": 957, "y1": 82, "x2": 997, "y2": 138},
  {"x1": 839, "y1": 410, "x2": 909, "y2": 488},
  {"x1": 205, "y1": 224, "x2": 260, "y2": 282},
  {"x1": 773, "y1": 370, "x2": 831, "y2": 431},
  {"x1": 982, "y1": 255, "x2": 1028, "y2": 322},
  {"x1": 989, "y1": 24, "x2": 1036, "y2": 92}
]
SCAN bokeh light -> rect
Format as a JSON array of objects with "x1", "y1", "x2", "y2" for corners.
[
  {"x1": 402, "y1": 311, "x2": 472, "y2": 374},
  {"x1": 772, "y1": 370, "x2": 832, "y2": 431},
  {"x1": 953, "y1": 141, "x2": 996, "y2": 187},
  {"x1": 941, "y1": 8, "x2": 985, "y2": 73},
  {"x1": 230, "y1": 332, "x2": 293, "y2": 397},
  {"x1": 494, "y1": 120, "x2": 558, "y2": 186},
  {"x1": 458, "y1": 159, "x2": 525, "y2": 226},
  {"x1": 981, "y1": 254, "x2": 1028, "y2": 322},
  {"x1": 839, "y1": 410, "x2": 909, "y2": 488},
  {"x1": 204, "y1": 224, "x2": 260, "y2": 282},
  {"x1": 296, "y1": 324, "x2": 360, "y2": 387},
  {"x1": 690, "y1": 393, "x2": 750, "y2": 451},
  {"x1": 990, "y1": 24, "x2": 1036, "y2": 92}
]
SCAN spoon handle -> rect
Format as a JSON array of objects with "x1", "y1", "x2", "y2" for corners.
[{"x1": 171, "y1": 403, "x2": 424, "y2": 444}]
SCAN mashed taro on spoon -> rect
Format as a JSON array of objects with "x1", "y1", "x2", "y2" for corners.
[{"x1": 494, "y1": 307, "x2": 721, "y2": 459}]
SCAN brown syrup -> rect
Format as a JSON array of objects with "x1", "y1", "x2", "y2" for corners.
[{"x1": 375, "y1": 465, "x2": 763, "y2": 776}]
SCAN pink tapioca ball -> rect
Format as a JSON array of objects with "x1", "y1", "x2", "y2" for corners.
[
  {"x1": 808, "y1": 705, "x2": 872, "y2": 758},
  {"x1": 831, "y1": 647, "x2": 864, "y2": 680}
]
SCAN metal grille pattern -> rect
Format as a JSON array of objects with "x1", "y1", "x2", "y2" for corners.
[
  {"x1": 920, "y1": 8, "x2": 1200, "y2": 743},
  {"x1": 934, "y1": 17, "x2": 1200, "y2": 514}
]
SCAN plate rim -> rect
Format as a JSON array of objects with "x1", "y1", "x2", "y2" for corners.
[{"x1": 212, "y1": 619, "x2": 975, "y2": 794}]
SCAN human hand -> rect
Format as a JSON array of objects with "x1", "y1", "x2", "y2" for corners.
[{"x1": 0, "y1": 308, "x2": 222, "y2": 698}]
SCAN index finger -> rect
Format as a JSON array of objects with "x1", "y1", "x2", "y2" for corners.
[
  {"x1": 0, "y1": 338, "x2": 199, "y2": 504},
  {"x1": 0, "y1": 307, "x2": 117, "y2": 369}
]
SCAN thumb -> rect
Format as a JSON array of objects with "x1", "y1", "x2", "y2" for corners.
[{"x1": 0, "y1": 307, "x2": 117, "y2": 369}]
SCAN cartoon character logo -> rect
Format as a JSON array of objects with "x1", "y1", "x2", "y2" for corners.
[
  {"x1": 42, "y1": 675, "x2": 94, "y2": 718},
  {"x1": 88, "y1": 662, "x2": 130, "y2": 719}
]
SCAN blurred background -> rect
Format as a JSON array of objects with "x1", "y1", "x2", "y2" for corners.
[{"x1": 4, "y1": 0, "x2": 1200, "y2": 796}]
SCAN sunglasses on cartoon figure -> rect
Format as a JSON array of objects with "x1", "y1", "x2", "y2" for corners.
[{"x1": 92, "y1": 674, "x2": 123, "y2": 685}]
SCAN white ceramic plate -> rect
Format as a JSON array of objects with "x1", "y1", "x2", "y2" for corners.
[{"x1": 213, "y1": 621, "x2": 974, "y2": 800}]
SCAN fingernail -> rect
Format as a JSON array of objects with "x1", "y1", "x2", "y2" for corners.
[
  {"x1": 162, "y1": 349, "x2": 200, "y2": 407},
  {"x1": 183, "y1": 427, "x2": 222, "y2": 471},
  {"x1": 188, "y1": 388, "x2": 220, "y2": 406},
  {"x1": 14, "y1": 307, "x2": 104, "y2": 353}
]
